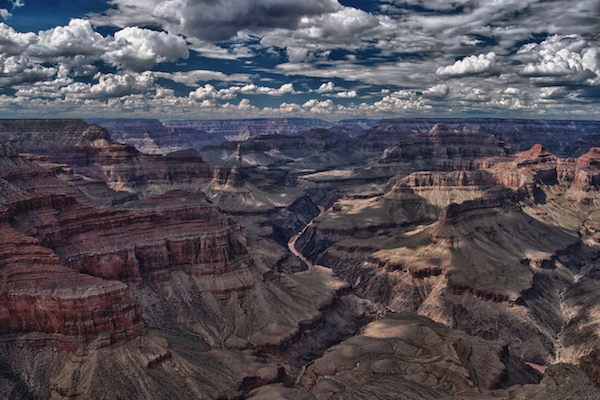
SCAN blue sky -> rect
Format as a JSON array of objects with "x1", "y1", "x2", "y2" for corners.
[{"x1": 0, "y1": 0, "x2": 598, "y2": 120}]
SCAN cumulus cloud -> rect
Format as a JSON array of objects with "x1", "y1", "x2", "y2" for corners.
[
  {"x1": 261, "y1": 7, "x2": 397, "y2": 62},
  {"x1": 316, "y1": 81, "x2": 335, "y2": 93},
  {"x1": 390, "y1": 90, "x2": 412, "y2": 99},
  {"x1": 0, "y1": 9, "x2": 11, "y2": 20},
  {"x1": 0, "y1": 23, "x2": 37, "y2": 56},
  {"x1": 423, "y1": 84, "x2": 449, "y2": 99},
  {"x1": 302, "y1": 98, "x2": 337, "y2": 114},
  {"x1": 104, "y1": 27, "x2": 189, "y2": 71},
  {"x1": 189, "y1": 83, "x2": 237, "y2": 101},
  {"x1": 518, "y1": 35, "x2": 600, "y2": 84},
  {"x1": 32, "y1": 19, "x2": 106, "y2": 58},
  {"x1": 189, "y1": 82, "x2": 297, "y2": 101},
  {"x1": 89, "y1": 72, "x2": 156, "y2": 97},
  {"x1": 332, "y1": 90, "x2": 357, "y2": 98},
  {"x1": 0, "y1": 55, "x2": 57, "y2": 86},
  {"x1": 239, "y1": 83, "x2": 296, "y2": 96},
  {"x1": 0, "y1": 19, "x2": 190, "y2": 92},
  {"x1": 436, "y1": 52, "x2": 498, "y2": 78},
  {"x1": 369, "y1": 94, "x2": 429, "y2": 113},
  {"x1": 154, "y1": 70, "x2": 250, "y2": 86}
]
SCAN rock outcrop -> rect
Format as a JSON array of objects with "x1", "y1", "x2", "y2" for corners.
[
  {"x1": 295, "y1": 144, "x2": 600, "y2": 387},
  {"x1": 4, "y1": 118, "x2": 600, "y2": 399},
  {"x1": 0, "y1": 194, "x2": 146, "y2": 351},
  {"x1": 362, "y1": 118, "x2": 600, "y2": 156}
]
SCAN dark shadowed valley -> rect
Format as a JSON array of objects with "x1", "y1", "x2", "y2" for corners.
[{"x1": 3, "y1": 117, "x2": 600, "y2": 399}]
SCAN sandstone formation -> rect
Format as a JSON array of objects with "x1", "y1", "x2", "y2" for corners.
[
  {"x1": 0, "y1": 120, "x2": 374, "y2": 399},
  {"x1": 360, "y1": 118, "x2": 600, "y2": 156},
  {"x1": 295, "y1": 143, "x2": 600, "y2": 388},
  {"x1": 3, "y1": 118, "x2": 600, "y2": 399},
  {"x1": 85, "y1": 118, "x2": 188, "y2": 155}
]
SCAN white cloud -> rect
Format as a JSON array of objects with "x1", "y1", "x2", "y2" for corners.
[
  {"x1": 239, "y1": 83, "x2": 297, "y2": 96},
  {"x1": 316, "y1": 81, "x2": 334, "y2": 93},
  {"x1": 0, "y1": 9, "x2": 11, "y2": 20},
  {"x1": 0, "y1": 23, "x2": 38, "y2": 56},
  {"x1": 9, "y1": 0, "x2": 24, "y2": 10},
  {"x1": 0, "y1": 55, "x2": 57, "y2": 86},
  {"x1": 32, "y1": 19, "x2": 106, "y2": 58},
  {"x1": 302, "y1": 98, "x2": 336, "y2": 114},
  {"x1": 436, "y1": 52, "x2": 498, "y2": 78},
  {"x1": 189, "y1": 83, "x2": 237, "y2": 101},
  {"x1": 89, "y1": 72, "x2": 155, "y2": 97},
  {"x1": 189, "y1": 82, "x2": 298, "y2": 101},
  {"x1": 368, "y1": 95, "x2": 430, "y2": 113},
  {"x1": 261, "y1": 7, "x2": 397, "y2": 62},
  {"x1": 104, "y1": 26, "x2": 189, "y2": 71},
  {"x1": 504, "y1": 87, "x2": 520, "y2": 95},
  {"x1": 154, "y1": 70, "x2": 251, "y2": 87},
  {"x1": 332, "y1": 90, "x2": 357, "y2": 98},
  {"x1": 423, "y1": 84, "x2": 449, "y2": 99},
  {"x1": 517, "y1": 34, "x2": 600, "y2": 87},
  {"x1": 14, "y1": 77, "x2": 73, "y2": 98},
  {"x1": 390, "y1": 90, "x2": 412, "y2": 99}
]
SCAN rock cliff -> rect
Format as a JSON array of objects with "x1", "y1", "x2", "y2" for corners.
[
  {"x1": 3, "y1": 118, "x2": 600, "y2": 399},
  {"x1": 295, "y1": 144, "x2": 600, "y2": 387}
]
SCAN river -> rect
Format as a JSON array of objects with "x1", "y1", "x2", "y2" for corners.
[{"x1": 287, "y1": 205, "x2": 324, "y2": 269}]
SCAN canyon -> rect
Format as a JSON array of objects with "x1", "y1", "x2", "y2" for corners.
[{"x1": 1, "y1": 118, "x2": 600, "y2": 399}]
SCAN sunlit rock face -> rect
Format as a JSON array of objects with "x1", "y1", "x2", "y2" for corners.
[{"x1": 295, "y1": 143, "x2": 600, "y2": 388}]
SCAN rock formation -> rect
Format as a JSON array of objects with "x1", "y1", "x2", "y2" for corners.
[{"x1": 3, "y1": 118, "x2": 600, "y2": 399}]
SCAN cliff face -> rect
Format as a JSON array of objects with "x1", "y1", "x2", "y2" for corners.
[
  {"x1": 0, "y1": 121, "x2": 378, "y2": 400},
  {"x1": 0, "y1": 197, "x2": 146, "y2": 351},
  {"x1": 363, "y1": 118, "x2": 600, "y2": 156},
  {"x1": 378, "y1": 123, "x2": 508, "y2": 169},
  {"x1": 5, "y1": 118, "x2": 600, "y2": 399},
  {"x1": 0, "y1": 119, "x2": 114, "y2": 150},
  {"x1": 199, "y1": 128, "x2": 366, "y2": 171},
  {"x1": 295, "y1": 144, "x2": 600, "y2": 386},
  {"x1": 85, "y1": 118, "x2": 177, "y2": 155}
]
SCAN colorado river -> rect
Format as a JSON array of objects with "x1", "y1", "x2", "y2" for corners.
[{"x1": 287, "y1": 205, "x2": 324, "y2": 269}]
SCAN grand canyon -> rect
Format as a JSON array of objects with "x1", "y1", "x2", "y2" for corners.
[{"x1": 2, "y1": 117, "x2": 600, "y2": 400}]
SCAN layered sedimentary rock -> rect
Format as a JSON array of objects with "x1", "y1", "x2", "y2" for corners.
[
  {"x1": 361, "y1": 118, "x2": 600, "y2": 156},
  {"x1": 85, "y1": 118, "x2": 183, "y2": 155},
  {"x1": 0, "y1": 196, "x2": 146, "y2": 351},
  {"x1": 0, "y1": 120, "x2": 379, "y2": 400},
  {"x1": 88, "y1": 118, "x2": 378, "y2": 157},
  {"x1": 164, "y1": 118, "x2": 332, "y2": 142},
  {"x1": 295, "y1": 144, "x2": 600, "y2": 387},
  {"x1": 378, "y1": 123, "x2": 508, "y2": 169},
  {"x1": 200, "y1": 128, "x2": 365, "y2": 171},
  {"x1": 4, "y1": 117, "x2": 600, "y2": 399}
]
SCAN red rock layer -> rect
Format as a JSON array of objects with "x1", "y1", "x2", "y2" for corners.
[
  {"x1": 0, "y1": 219, "x2": 146, "y2": 351},
  {"x1": 380, "y1": 124, "x2": 507, "y2": 167},
  {"x1": 5, "y1": 193, "x2": 248, "y2": 282}
]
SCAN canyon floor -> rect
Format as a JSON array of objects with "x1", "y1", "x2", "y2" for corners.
[{"x1": 2, "y1": 118, "x2": 600, "y2": 399}]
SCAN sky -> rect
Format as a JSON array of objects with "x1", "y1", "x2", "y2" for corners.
[{"x1": 0, "y1": 0, "x2": 598, "y2": 121}]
